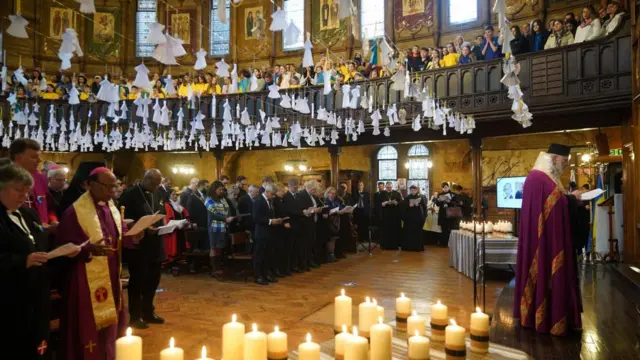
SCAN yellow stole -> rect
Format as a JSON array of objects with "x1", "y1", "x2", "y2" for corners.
[{"x1": 73, "y1": 192, "x2": 122, "y2": 330}]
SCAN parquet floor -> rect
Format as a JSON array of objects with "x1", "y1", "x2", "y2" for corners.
[{"x1": 133, "y1": 247, "x2": 508, "y2": 359}]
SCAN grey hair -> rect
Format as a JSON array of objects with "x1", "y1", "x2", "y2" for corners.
[
  {"x1": 304, "y1": 180, "x2": 317, "y2": 190},
  {"x1": 47, "y1": 168, "x2": 66, "y2": 179},
  {"x1": 264, "y1": 184, "x2": 275, "y2": 193},
  {"x1": 0, "y1": 164, "x2": 34, "y2": 191}
]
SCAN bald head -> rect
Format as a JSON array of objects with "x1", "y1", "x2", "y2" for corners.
[
  {"x1": 142, "y1": 169, "x2": 162, "y2": 192},
  {"x1": 88, "y1": 169, "x2": 117, "y2": 202}
]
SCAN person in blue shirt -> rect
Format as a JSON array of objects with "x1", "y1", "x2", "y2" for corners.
[
  {"x1": 530, "y1": 19, "x2": 550, "y2": 52},
  {"x1": 481, "y1": 25, "x2": 502, "y2": 60},
  {"x1": 458, "y1": 44, "x2": 473, "y2": 65}
]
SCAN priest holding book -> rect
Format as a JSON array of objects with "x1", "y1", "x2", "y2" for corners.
[{"x1": 379, "y1": 181, "x2": 403, "y2": 250}]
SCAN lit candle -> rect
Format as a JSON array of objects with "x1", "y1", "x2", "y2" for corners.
[
  {"x1": 223, "y1": 314, "x2": 245, "y2": 360},
  {"x1": 115, "y1": 327, "x2": 142, "y2": 360},
  {"x1": 267, "y1": 326, "x2": 288, "y2": 360},
  {"x1": 244, "y1": 324, "x2": 267, "y2": 360},
  {"x1": 370, "y1": 317, "x2": 392, "y2": 360},
  {"x1": 395, "y1": 292, "x2": 412, "y2": 332},
  {"x1": 160, "y1": 338, "x2": 184, "y2": 360},
  {"x1": 407, "y1": 310, "x2": 426, "y2": 337},
  {"x1": 469, "y1": 307, "x2": 490, "y2": 354},
  {"x1": 408, "y1": 330, "x2": 430, "y2": 360},
  {"x1": 334, "y1": 289, "x2": 353, "y2": 333},
  {"x1": 197, "y1": 346, "x2": 213, "y2": 360},
  {"x1": 335, "y1": 325, "x2": 351, "y2": 360},
  {"x1": 430, "y1": 300, "x2": 448, "y2": 341},
  {"x1": 298, "y1": 333, "x2": 320, "y2": 360},
  {"x1": 373, "y1": 298, "x2": 385, "y2": 321},
  {"x1": 445, "y1": 319, "x2": 466, "y2": 359},
  {"x1": 344, "y1": 327, "x2": 369, "y2": 360},
  {"x1": 358, "y1": 297, "x2": 377, "y2": 339}
]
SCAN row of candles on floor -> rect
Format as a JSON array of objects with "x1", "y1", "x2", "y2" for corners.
[
  {"x1": 114, "y1": 290, "x2": 490, "y2": 359},
  {"x1": 459, "y1": 220, "x2": 513, "y2": 233}
]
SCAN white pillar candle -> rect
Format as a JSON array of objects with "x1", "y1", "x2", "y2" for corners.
[
  {"x1": 334, "y1": 289, "x2": 353, "y2": 333},
  {"x1": 395, "y1": 293, "x2": 412, "y2": 331},
  {"x1": 445, "y1": 319, "x2": 466, "y2": 359},
  {"x1": 373, "y1": 298, "x2": 385, "y2": 321},
  {"x1": 370, "y1": 317, "x2": 392, "y2": 360},
  {"x1": 358, "y1": 297, "x2": 377, "y2": 338},
  {"x1": 197, "y1": 346, "x2": 213, "y2": 360},
  {"x1": 430, "y1": 300, "x2": 448, "y2": 341},
  {"x1": 335, "y1": 325, "x2": 351, "y2": 360},
  {"x1": 344, "y1": 327, "x2": 369, "y2": 360},
  {"x1": 267, "y1": 326, "x2": 288, "y2": 360},
  {"x1": 244, "y1": 324, "x2": 267, "y2": 360},
  {"x1": 160, "y1": 338, "x2": 184, "y2": 360},
  {"x1": 223, "y1": 314, "x2": 245, "y2": 360},
  {"x1": 298, "y1": 333, "x2": 320, "y2": 360},
  {"x1": 407, "y1": 310, "x2": 426, "y2": 336},
  {"x1": 408, "y1": 330, "x2": 430, "y2": 360},
  {"x1": 115, "y1": 328, "x2": 142, "y2": 360},
  {"x1": 469, "y1": 307, "x2": 490, "y2": 354}
]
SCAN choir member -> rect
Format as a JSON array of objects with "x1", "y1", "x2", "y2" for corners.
[
  {"x1": 46, "y1": 165, "x2": 67, "y2": 222},
  {"x1": 119, "y1": 169, "x2": 166, "y2": 329},
  {"x1": 163, "y1": 187, "x2": 190, "y2": 265},
  {"x1": 402, "y1": 185, "x2": 427, "y2": 252},
  {"x1": 284, "y1": 179, "x2": 305, "y2": 272},
  {"x1": 271, "y1": 185, "x2": 290, "y2": 277},
  {"x1": 186, "y1": 180, "x2": 209, "y2": 252},
  {"x1": 454, "y1": 185, "x2": 473, "y2": 221},
  {"x1": 353, "y1": 181, "x2": 370, "y2": 244},
  {"x1": 297, "y1": 180, "x2": 321, "y2": 269},
  {"x1": 238, "y1": 184, "x2": 259, "y2": 238},
  {"x1": 205, "y1": 181, "x2": 233, "y2": 281},
  {"x1": 379, "y1": 181, "x2": 403, "y2": 250},
  {"x1": 432, "y1": 182, "x2": 457, "y2": 246},
  {"x1": 260, "y1": 176, "x2": 275, "y2": 194},
  {"x1": 156, "y1": 177, "x2": 173, "y2": 200},
  {"x1": 336, "y1": 183, "x2": 353, "y2": 259},
  {"x1": 373, "y1": 181, "x2": 385, "y2": 222},
  {"x1": 236, "y1": 175, "x2": 248, "y2": 198},
  {"x1": 253, "y1": 184, "x2": 285, "y2": 285},
  {"x1": 180, "y1": 177, "x2": 199, "y2": 207},
  {"x1": 226, "y1": 184, "x2": 243, "y2": 234},
  {"x1": 9, "y1": 138, "x2": 51, "y2": 225},
  {"x1": 315, "y1": 188, "x2": 329, "y2": 264},
  {"x1": 324, "y1": 186, "x2": 343, "y2": 262}
]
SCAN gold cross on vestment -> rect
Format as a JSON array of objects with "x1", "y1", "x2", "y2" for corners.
[{"x1": 86, "y1": 341, "x2": 96, "y2": 353}]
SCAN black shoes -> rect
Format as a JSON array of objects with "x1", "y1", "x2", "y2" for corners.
[
  {"x1": 255, "y1": 277, "x2": 270, "y2": 285},
  {"x1": 143, "y1": 312, "x2": 165, "y2": 324},
  {"x1": 129, "y1": 318, "x2": 149, "y2": 329}
]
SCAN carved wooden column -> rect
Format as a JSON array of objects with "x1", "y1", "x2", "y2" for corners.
[
  {"x1": 470, "y1": 138, "x2": 483, "y2": 216},
  {"x1": 213, "y1": 149, "x2": 225, "y2": 180},
  {"x1": 329, "y1": 146, "x2": 341, "y2": 187}
]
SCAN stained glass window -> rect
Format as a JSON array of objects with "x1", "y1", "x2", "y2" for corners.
[
  {"x1": 361, "y1": 0, "x2": 385, "y2": 39},
  {"x1": 407, "y1": 145, "x2": 430, "y2": 195},
  {"x1": 136, "y1": 0, "x2": 157, "y2": 57},
  {"x1": 210, "y1": 0, "x2": 231, "y2": 56},
  {"x1": 283, "y1": 0, "x2": 305, "y2": 51},
  {"x1": 449, "y1": 0, "x2": 478, "y2": 25},
  {"x1": 377, "y1": 145, "x2": 398, "y2": 187}
]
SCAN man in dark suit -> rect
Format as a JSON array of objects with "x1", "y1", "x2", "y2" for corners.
[
  {"x1": 259, "y1": 176, "x2": 274, "y2": 194},
  {"x1": 353, "y1": 180, "x2": 371, "y2": 244},
  {"x1": 156, "y1": 177, "x2": 172, "y2": 200},
  {"x1": 373, "y1": 182, "x2": 385, "y2": 222},
  {"x1": 236, "y1": 176, "x2": 248, "y2": 199},
  {"x1": 238, "y1": 185, "x2": 259, "y2": 235},
  {"x1": 252, "y1": 184, "x2": 284, "y2": 285},
  {"x1": 297, "y1": 180, "x2": 321, "y2": 269},
  {"x1": 180, "y1": 177, "x2": 199, "y2": 207},
  {"x1": 119, "y1": 169, "x2": 165, "y2": 329},
  {"x1": 283, "y1": 179, "x2": 303, "y2": 273},
  {"x1": 186, "y1": 179, "x2": 209, "y2": 252}
]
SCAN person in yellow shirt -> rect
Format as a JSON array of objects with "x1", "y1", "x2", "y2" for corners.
[
  {"x1": 178, "y1": 74, "x2": 191, "y2": 97},
  {"x1": 151, "y1": 86, "x2": 165, "y2": 99},
  {"x1": 427, "y1": 50, "x2": 441, "y2": 70},
  {"x1": 207, "y1": 76, "x2": 222, "y2": 95},
  {"x1": 77, "y1": 74, "x2": 89, "y2": 100},
  {"x1": 193, "y1": 75, "x2": 207, "y2": 95},
  {"x1": 440, "y1": 42, "x2": 460, "y2": 67},
  {"x1": 127, "y1": 86, "x2": 140, "y2": 100},
  {"x1": 344, "y1": 62, "x2": 357, "y2": 83},
  {"x1": 41, "y1": 84, "x2": 60, "y2": 100}
]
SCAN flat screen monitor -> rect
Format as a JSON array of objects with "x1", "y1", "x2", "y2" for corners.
[{"x1": 496, "y1": 176, "x2": 526, "y2": 209}]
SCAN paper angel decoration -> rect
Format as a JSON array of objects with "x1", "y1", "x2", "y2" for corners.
[
  {"x1": 270, "y1": 7, "x2": 288, "y2": 31},
  {"x1": 216, "y1": 59, "x2": 230, "y2": 77},
  {"x1": 217, "y1": 0, "x2": 227, "y2": 24},
  {"x1": 152, "y1": 98, "x2": 162, "y2": 124},
  {"x1": 302, "y1": 33, "x2": 314, "y2": 68},
  {"x1": 152, "y1": 34, "x2": 178, "y2": 65},
  {"x1": 75, "y1": 0, "x2": 96, "y2": 14},
  {"x1": 386, "y1": 103, "x2": 398, "y2": 125},
  {"x1": 268, "y1": 84, "x2": 281, "y2": 99},
  {"x1": 230, "y1": 64, "x2": 238, "y2": 93},
  {"x1": 133, "y1": 63, "x2": 152, "y2": 90},
  {"x1": 146, "y1": 23, "x2": 167, "y2": 44},
  {"x1": 194, "y1": 49, "x2": 208, "y2": 70},
  {"x1": 96, "y1": 76, "x2": 112, "y2": 102},
  {"x1": 280, "y1": 94, "x2": 292, "y2": 108},
  {"x1": 341, "y1": 85, "x2": 351, "y2": 109},
  {"x1": 68, "y1": 83, "x2": 80, "y2": 105},
  {"x1": 323, "y1": 71, "x2": 333, "y2": 95},
  {"x1": 7, "y1": 14, "x2": 29, "y2": 39},
  {"x1": 59, "y1": 29, "x2": 84, "y2": 58},
  {"x1": 13, "y1": 67, "x2": 28, "y2": 86},
  {"x1": 58, "y1": 52, "x2": 73, "y2": 70},
  {"x1": 250, "y1": 73, "x2": 259, "y2": 92},
  {"x1": 240, "y1": 108, "x2": 251, "y2": 126},
  {"x1": 390, "y1": 70, "x2": 405, "y2": 91},
  {"x1": 349, "y1": 86, "x2": 360, "y2": 109},
  {"x1": 169, "y1": 34, "x2": 187, "y2": 57},
  {"x1": 412, "y1": 115, "x2": 422, "y2": 132},
  {"x1": 164, "y1": 75, "x2": 176, "y2": 95},
  {"x1": 283, "y1": 21, "x2": 301, "y2": 47},
  {"x1": 296, "y1": 97, "x2": 311, "y2": 114}
]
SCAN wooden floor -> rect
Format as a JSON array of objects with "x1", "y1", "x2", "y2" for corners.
[{"x1": 134, "y1": 247, "x2": 508, "y2": 359}]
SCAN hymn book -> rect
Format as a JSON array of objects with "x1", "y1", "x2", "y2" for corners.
[{"x1": 124, "y1": 212, "x2": 165, "y2": 236}]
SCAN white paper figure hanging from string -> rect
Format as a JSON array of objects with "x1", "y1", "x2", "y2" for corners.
[
  {"x1": 75, "y1": 0, "x2": 96, "y2": 14},
  {"x1": 270, "y1": 7, "x2": 288, "y2": 31},
  {"x1": 59, "y1": 29, "x2": 84, "y2": 57},
  {"x1": 7, "y1": 14, "x2": 29, "y2": 39},
  {"x1": 68, "y1": 83, "x2": 80, "y2": 105},
  {"x1": 194, "y1": 49, "x2": 208, "y2": 70},
  {"x1": 146, "y1": 23, "x2": 167, "y2": 44},
  {"x1": 152, "y1": 34, "x2": 178, "y2": 65},
  {"x1": 217, "y1": 0, "x2": 227, "y2": 24},
  {"x1": 163, "y1": 75, "x2": 176, "y2": 95},
  {"x1": 323, "y1": 71, "x2": 332, "y2": 95},
  {"x1": 268, "y1": 84, "x2": 281, "y2": 99},
  {"x1": 283, "y1": 21, "x2": 301, "y2": 47},
  {"x1": 230, "y1": 64, "x2": 238, "y2": 93},
  {"x1": 302, "y1": 32, "x2": 314, "y2": 68},
  {"x1": 13, "y1": 67, "x2": 28, "y2": 86},
  {"x1": 133, "y1": 63, "x2": 152, "y2": 90},
  {"x1": 216, "y1": 59, "x2": 230, "y2": 77},
  {"x1": 250, "y1": 71, "x2": 259, "y2": 92},
  {"x1": 338, "y1": 0, "x2": 355, "y2": 19}
]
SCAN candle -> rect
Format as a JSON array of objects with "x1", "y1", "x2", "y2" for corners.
[
  {"x1": 223, "y1": 314, "x2": 245, "y2": 360},
  {"x1": 373, "y1": 298, "x2": 385, "y2": 321},
  {"x1": 335, "y1": 325, "x2": 351, "y2": 360},
  {"x1": 469, "y1": 307, "x2": 490, "y2": 354},
  {"x1": 298, "y1": 333, "x2": 320, "y2": 360},
  {"x1": 244, "y1": 324, "x2": 267, "y2": 360},
  {"x1": 358, "y1": 297, "x2": 377, "y2": 338},
  {"x1": 430, "y1": 300, "x2": 448, "y2": 341},
  {"x1": 344, "y1": 327, "x2": 368, "y2": 360},
  {"x1": 334, "y1": 289, "x2": 353, "y2": 333},
  {"x1": 370, "y1": 317, "x2": 392, "y2": 360},
  {"x1": 407, "y1": 310, "x2": 426, "y2": 337},
  {"x1": 160, "y1": 338, "x2": 184, "y2": 360},
  {"x1": 408, "y1": 330, "x2": 430, "y2": 360},
  {"x1": 267, "y1": 326, "x2": 288, "y2": 360},
  {"x1": 115, "y1": 328, "x2": 142, "y2": 360},
  {"x1": 395, "y1": 292, "x2": 412, "y2": 331},
  {"x1": 197, "y1": 346, "x2": 213, "y2": 360},
  {"x1": 445, "y1": 319, "x2": 466, "y2": 359}
]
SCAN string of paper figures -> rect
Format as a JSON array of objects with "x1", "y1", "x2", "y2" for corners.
[{"x1": 0, "y1": 0, "x2": 530, "y2": 153}]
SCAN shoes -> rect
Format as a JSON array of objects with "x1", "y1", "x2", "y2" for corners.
[
  {"x1": 309, "y1": 262, "x2": 320, "y2": 268},
  {"x1": 129, "y1": 318, "x2": 149, "y2": 329},
  {"x1": 327, "y1": 253, "x2": 337, "y2": 263},
  {"x1": 143, "y1": 312, "x2": 165, "y2": 324},
  {"x1": 255, "y1": 277, "x2": 270, "y2": 285},
  {"x1": 292, "y1": 268, "x2": 304, "y2": 273},
  {"x1": 266, "y1": 276, "x2": 279, "y2": 283}
]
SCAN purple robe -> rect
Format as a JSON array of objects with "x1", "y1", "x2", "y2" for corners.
[
  {"x1": 57, "y1": 197, "x2": 128, "y2": 360},
  {"x1": 514, "y1": 170, "x2": 582, "y2": 336}
]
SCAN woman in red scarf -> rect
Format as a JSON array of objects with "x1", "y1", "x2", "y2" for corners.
[{"x1": 163, "y1": 187, "x2": 190, "y2": 265}]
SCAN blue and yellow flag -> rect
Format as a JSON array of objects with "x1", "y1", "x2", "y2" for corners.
[
  {"x1": 588, "y1": 173, "x2": 605, "y2": 251},
  {"x1": 369, "y1": 39, "x2": 380, "y2": 66}
]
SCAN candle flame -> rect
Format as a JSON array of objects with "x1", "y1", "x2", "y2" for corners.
[
  {"x1": 252, "y1": 323, "x2": 258, "y2": 332},
  {"x1": 352, "y1": 326, "x2": 358, "y2": 337},
  {"x1": 365, "y1": 296, "x2": 370, "y2": 303},
  {"x1": 201, "y1": 346, "x2": 207, "y2": 359},
  {"x1": 306, "y1": 333, "x2": 312, "y2": 343},
  {"x1": 232, "y1": 314, "x2": 237, "y2": 322},
  {"x1": 378, "y1": 316, "x2": 383, "y2": 324},
  {"x1": 412, "y1": 309, "x2": 417, "y2": 316},
  {"x1": 342, "y1": 324, "x2": 347, "y2": 333},
  {"x1": 126, "y1": 327, "x2": 132, "y2": 337},
  {"x1": 437, "y1": 300, "x2": 441, "y2": 305},
  {"x1": 401, "y1": 292, "x2": 405, "y2": 298},
  {"x1": 274, "y1": 325, "x2": 279, "y2": 333},
  {"x1": 169, "y1": 337, "x2": 175, "y2": 349},
  {"x1": 450, "y1": 319, "x2": 457, "y2": 326},
  {"x1": 373, "y1": 298, "x2": 378, "y2": 306},
  {"x1": 415, "y1": 330, "x2": 419, "y2": 337},
  {"x1": 476, "y1": 307, "x2": 482, "y2": 313},
  {"x1": 341, "y1": 289, "x2": 345, "y2": 296}
]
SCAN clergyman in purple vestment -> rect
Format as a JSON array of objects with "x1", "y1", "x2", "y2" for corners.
[
  {"x1": 513, "y1": 144, "x2": 582, "y2": 336},
  {"x1": 57, "y1": 168, "x2": 135, "y2": 360}
]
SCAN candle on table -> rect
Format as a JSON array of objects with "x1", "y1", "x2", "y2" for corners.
[
  {"x1": 335, "y1": 325, "x2": 351, "y2": 360},
  {"x1": 395, "y1": 292, "x2": 412, "y2": 331},
  {"x1": 469, "y1": 307, "x2": 490, "y2": 354},
  {"x1": 408, "y1": 330, "x2": 430, "y2": 360},
  {"x1": 334, "y1": 289, "x2": 353, "y2": 333},
  {"x1": 430, "y1": 300, "x2": 448, "y2": 341},
  {"x1": 298, "y1": 333, "x2": 320, "y2": 360},
  {"x1": 160, "y1": 338, "x2": 184, "y2": 360},
  {"x1": 373, "y1": 298, "x2": 385, "y2": 321},
  {"x1": 358, "y1": 296, "x2": 377, "y2": 338},
  {"x1": 407, "y1": 310, "x2": 426, "y2": 337},
  {"x1": 244, "y1": 324, "x2": 267, "y2": 360},
  {"x1": 445, "y1": 319, "x2": 466, "y2": 359},
  {"x1": 197, "y1": 346, "x2": 213, "y2": 360},
  {"x1": 223, "y1": 314, "x2": 245, "y2": 360},
  {"x1": 370, "y1": 317, "x2": 392, "y2": 360},
  {"x1": 267, "y1": 326, "x2": 288, "y2": 360},
  {"x1": 344, "y1": 327, "x2": 369, "y2": 360},
  {"x1": 115, "y1": 327, "x2": 142, "y2": 360}
]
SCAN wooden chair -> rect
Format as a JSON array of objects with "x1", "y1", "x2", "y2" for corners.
[{"x1": 225, "y1": 231, "x2": 253, "y2": 282}]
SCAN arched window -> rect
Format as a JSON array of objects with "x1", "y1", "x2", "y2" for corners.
[
  {"x1": 361, "y1": 0, "x2": 385, "y2": 39},
  {"x1": 135, "y1": 0, "x2": 157, "y2": 57},
  {"x1": 377, "y1": 145, "x2": 398, "y2": 188},
  {"x1": 407, "y1": 144, "x2": 430, "y2": 195},
  {"x1": 210, "y1": 0, "x2": 231, "y2": 56},
  {"x1": 448, "y1": 0, "x2": 478, "y2": 25},
  {"x1": 283, "y1": 0, "x2": 305, "y2": 50}
]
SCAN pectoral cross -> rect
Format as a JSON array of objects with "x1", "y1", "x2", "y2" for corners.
[
  {"x1": 24, "y1": 196, "x2": 33, "y2": 208},
  {"x1": 37, "y1": 341, "x2": 48, "y2": 355},
  {"x1": 85, "y1": 341, "x2": 96, "y2": 353}
]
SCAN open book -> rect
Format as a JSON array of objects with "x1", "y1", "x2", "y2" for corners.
[
  {"x1": 409, "y1": 198, "x2": 422, "y2": 206},
  {"x1": 124, "y1": 212, "x2": 165, "y2": 236},
  {"x1": 580, "y1": 188, "x2": 605, "y2": 201},
  {"x1": 47, "y1": 240, "x2": 90, "y2": 260},
  {"x1": 157, "y1": 219, "x2": 189, "y2": 236}
]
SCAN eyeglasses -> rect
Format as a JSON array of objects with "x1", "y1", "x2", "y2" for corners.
[{"x1": 95, "y1": 181, "x2": 118, "y2": 190}]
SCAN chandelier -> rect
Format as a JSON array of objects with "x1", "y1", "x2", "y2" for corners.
[{"x1": 283, "y1": 160, "x2": 310, "y2": 173}]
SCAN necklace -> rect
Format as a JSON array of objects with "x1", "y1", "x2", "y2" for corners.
[{"x1": 137, "y1": 183, "x2": 155, "y2": 214}]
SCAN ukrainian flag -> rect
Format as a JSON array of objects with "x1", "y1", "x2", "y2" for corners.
[
  {"x1": 369, "y1": 38, "x2": 381, "y2": 66},
  {"x1": 588, "y1": 172, "x2": 605, "y2": 252}
]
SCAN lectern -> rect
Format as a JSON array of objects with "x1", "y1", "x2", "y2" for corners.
[{"x1": 598, "y1": 196, "x2": 619, "y2": 262}]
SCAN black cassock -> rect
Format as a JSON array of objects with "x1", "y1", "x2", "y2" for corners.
[
  {"x1": 380, "y1": 190, "x2": 403, "y2": 250},
  {"x1": 402, "y1": 195, "x2": 427, "y2": 251}
]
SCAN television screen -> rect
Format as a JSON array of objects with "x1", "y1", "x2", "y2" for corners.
[{"x1": 496, "y1": 176, "x2": 527, "y2": 209}]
